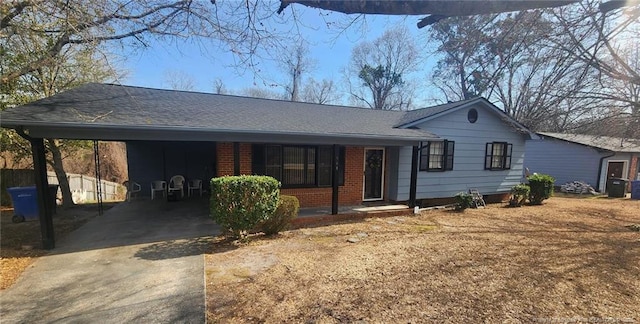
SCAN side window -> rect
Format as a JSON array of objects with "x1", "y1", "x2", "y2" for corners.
[
  {"x1": 420, "y1": 140, "x2": 454, "y2": 171},
  {"x1": 485, "y1": 142, "x2": 512, "y2": 170}
]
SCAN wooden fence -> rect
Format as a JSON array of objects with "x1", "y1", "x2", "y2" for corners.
[{"x1": 1, "y1": 169, "x2": 124, "y2": 206}]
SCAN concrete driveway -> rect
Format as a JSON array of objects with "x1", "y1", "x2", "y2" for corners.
[{"x1": 0, "y1": 199, "x2": 219, "y2": 323}]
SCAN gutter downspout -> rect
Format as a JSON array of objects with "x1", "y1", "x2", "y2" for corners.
[{"x1": 596, "y1": 151, "x2": 616, "y2": 192}]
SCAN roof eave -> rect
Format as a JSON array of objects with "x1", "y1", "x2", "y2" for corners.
[
  {"x1": 399, "y1": 98, "x2": 536, "y2": 138},
  {"x1": 2, "y1": 121, "x2": 431, "y2": 146},
  {"x1": 537, "y1": 133, "x2": 617, "y2": 153}
]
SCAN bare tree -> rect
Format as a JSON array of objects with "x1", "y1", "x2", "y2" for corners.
[
  {"x1": 0, "y1": 0, "x2": 294, "y2": 88},
  {"x1": 240, "y1": 87, "x2": 284, "y2": 100},
  {"x1": 550, "y1": 0, "x2": 640, "y2": 87},
  {"x1": 301, "y1": 78, "x2": 341, "y2": 104},
  {"x1": 213, "y1": 78, "x2": 228, "y2": 94},
  {"x1": 429, "y1": 14, "x2": 494, "y2": 101},
  {"x1": 1, "y1": 22, "x2": 121, "y2": 207},
  {"x1": 428, "y1": 10, "x2": 605, "y2": 131},
  {"x1": 276, "y1": 42, "x2": 316, "y2": 101},
  {"x1": 163, "y1": 70, "x2": 197, "y2": 91},
  {"x1": 570, "y1": 41, "x2": 640, "y2": 138},
  {"x1": 549, "y1": 0, "x2": 639, "y2": 138},
  {"x1": 347, "y1": 26, "x2": 420, "y2": 110}
]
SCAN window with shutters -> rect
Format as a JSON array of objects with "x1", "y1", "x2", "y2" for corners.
[
  {"x1": 484, "y1": 142, "x2": 512, "y2": 170},
  {"x1": 420, "y1": 140, "x2": 455, "y2": 171}
]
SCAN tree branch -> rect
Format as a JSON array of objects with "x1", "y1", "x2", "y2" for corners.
[{"x1": 0, "y1": 0, "x2": 32, "y2": 30}]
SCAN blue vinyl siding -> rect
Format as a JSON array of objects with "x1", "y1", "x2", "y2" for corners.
[
  {"x1": 390, "y1": 104, "x2": 527, "y2": 200},
  {"x1": 525, "y1": 138, "x2": 604, "y2": 188},
  {"x1": 386, "y1": 147, "x2": 399, "y2": 200}
]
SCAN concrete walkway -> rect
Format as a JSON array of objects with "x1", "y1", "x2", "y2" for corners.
[{"x1": 0, "y1": 199, "x2": 219, "y2": 323}]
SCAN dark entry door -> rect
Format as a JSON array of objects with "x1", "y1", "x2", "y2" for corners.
[
  {"x1": 607, "y1": 161, "x2": 624, "y2": 178},
  {"x1": 363, "y1": 148, "x2": 384, "y2": 201},
  {"x1": 606, "y1": 161, "x2": 625, "y2": 191}
]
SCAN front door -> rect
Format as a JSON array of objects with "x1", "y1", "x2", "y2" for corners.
[
  {"x1": 363, "y1": 148, "x2": 385, "y2": 201},
  {"x1": 606, "y1": 161, "x2": 625, "y2": 191}
]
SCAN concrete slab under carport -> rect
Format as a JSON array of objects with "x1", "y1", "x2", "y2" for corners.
[{"x1": 0, "y1": 198, "x2": 219, "y2": 323}]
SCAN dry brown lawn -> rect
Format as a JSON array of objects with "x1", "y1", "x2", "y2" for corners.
[
  {"x1": 205, "y1": 197, "x2": 640, "y2": 323},
  {"x1": 0, "y1": 204, "x2": 113, "y2": 290}
]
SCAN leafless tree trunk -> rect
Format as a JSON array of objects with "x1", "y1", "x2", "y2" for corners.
[
  {"x1": 280, "y1": 43, "x2": 315, "y2": 101},
  {"x1": 46, "y1": 139, "x2": 74, "y2": 208}
]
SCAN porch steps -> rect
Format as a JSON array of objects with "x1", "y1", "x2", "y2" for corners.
[{"x1": 291, "y1": 205, "x2": 411, "y2": 229}]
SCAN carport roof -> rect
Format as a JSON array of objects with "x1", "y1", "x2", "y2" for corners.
[{"x1": 1, "y1": 83, "x2": 437, "y2": 146}]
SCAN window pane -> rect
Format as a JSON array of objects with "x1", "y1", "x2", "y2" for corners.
[
  {"x1": 491, "y1": 143, "x2": 505, "y2": 169},
  {"x1": 445, "y1": 141, "x2": 455, "y2": 170},
  {"x1": 429, "y1": 141, "x2": 444, "y2": 169},
  {"x1": 505, "y1": 144, "x2": 513, "y2": 169},
  {"x1": 283, "y1": 147, "x2": 305, "y2": 185},
  {"x1": 420, "y1": 142, "x2": 429, "y2": 171},
  {"x1": 306, "y1": 148, "x2": 316, "y2": 185},
  {"x1": 251, "y1": 144, "x2": 265, "y2": 175},
  {"x1": 318, "y1": 147, "x2": 332, "y2": 186},
  {"x1": 420, "y1": 143, "x2": 428, "y2": 170},
  {"x1": 265, "y1": 145, "x2": 281, "y2": 180}
]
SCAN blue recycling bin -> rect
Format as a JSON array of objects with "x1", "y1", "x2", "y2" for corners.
[
  {"x1": 631, "y1": 180, "x2": 640, "y2": 200},
  {"x1": 7, "y1": 186, "x2": 39, "y2": 222}
]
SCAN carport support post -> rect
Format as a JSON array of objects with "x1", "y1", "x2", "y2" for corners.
[
  {"x1": 233, "y1": 142, "x2": 240, "y2": 176},
  {"x1": 409, "y1": 145, "x2": 419, "y2": 208},
  {"x1": 31, "y1": 137, "x2": 55, "y2": 249},
  {"x1": 331, "y1": 144, "x2": 339, "y2": 215}
]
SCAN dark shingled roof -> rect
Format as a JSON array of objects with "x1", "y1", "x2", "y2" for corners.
[
  {"x1": 395, "y1": 98, "x2": 479, "y2": 127},
  {"x1": 1, "y1": 83, "x2": 438, "y2": 144},
  {"x1": 539, "y1": 132, "x2": 640, "y2": 153}
]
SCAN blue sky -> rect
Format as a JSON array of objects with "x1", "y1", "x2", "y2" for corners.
[{"x1": 118, "y1": 5, "x2": 439, "y2": 105}]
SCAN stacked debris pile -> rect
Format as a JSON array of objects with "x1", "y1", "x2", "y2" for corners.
[{"x1": 560, "y1": 181, "x2": 598, "y2": 194}]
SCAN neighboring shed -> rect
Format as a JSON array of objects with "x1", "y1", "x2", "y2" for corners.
[{"x1": 525, "y1": 132, "x2": 640, "y2": 192}]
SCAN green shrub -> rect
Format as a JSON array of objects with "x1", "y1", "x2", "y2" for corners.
[
  {"x1": 210, "y1": 175, "x2": 280, "y2": 239},
  {"x1": 260, "y1": 195, "x2": 300, "y2": 235},
  {"x1": 509, "y1": 184, "x2": 530, "y2": 207},
  {"x1": 454, "y1": 192, "x2": 473, "y2": 211},
  {"x1": 527, "y1": 173, "x2": 555, "y2": 205}
]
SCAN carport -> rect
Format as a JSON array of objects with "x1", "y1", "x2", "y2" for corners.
[{"x1": 0, "y1": 83, "x2": 432, "y2": 249}]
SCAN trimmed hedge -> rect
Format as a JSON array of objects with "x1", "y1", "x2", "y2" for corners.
[
  {"x1": 509, "y1": 184, "x2": 530, "y2": 207},
  {"x1": 210, "y1": 175, "x2": 280, "y2": 238},
  {"x1": 260, "y1": 195, "x2": 300, "y2": 235},
  {"x1": 527, "y1": 173, "x2": 555, "y2": 205}
]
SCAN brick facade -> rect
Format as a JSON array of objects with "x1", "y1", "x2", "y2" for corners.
[
  {"x1": 215, "y1": 143, "x2": 234, "y2": 176},
  {"x1": 215, "y1": 143, "x2": 365, "y2": 207}
]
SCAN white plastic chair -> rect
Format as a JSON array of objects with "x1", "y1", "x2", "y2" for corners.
[
  {"x1": 188, "y1": 179, "x2": 203, "y2": 197},
  {"x1": 151, "y1": 180, "x2": 167, "y2": 200},
  {"x1": 124, "y1": 180, "x2": 141, "y2": 201},
  {"x1": 168, "y1": 175, "x2": 185, "y2": 198}
]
